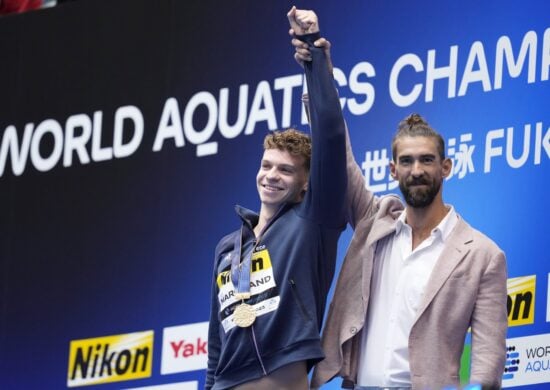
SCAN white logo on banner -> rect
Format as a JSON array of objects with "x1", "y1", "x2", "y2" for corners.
[
  {"x1": 502, "y1": 333, "x2": 550, "y2": 387},
  {"x1": 161, "y1": 322, "x2": 209, "y2": 375}
]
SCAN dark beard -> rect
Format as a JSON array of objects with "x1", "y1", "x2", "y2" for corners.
[{"x1": 399, "y1": 177, "x2": 441, "y2": 208}]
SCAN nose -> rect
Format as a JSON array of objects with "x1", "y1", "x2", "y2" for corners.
[
  {"x1": 411, "y1": 160, "x2": 424, "y2": 177},
  {"x1": 266, "y1": 167, "x2": 279, "y2": 181}
]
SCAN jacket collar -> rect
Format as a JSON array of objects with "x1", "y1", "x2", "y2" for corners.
[
  {"x1": 234, "y1": 205, "x2": 259, "y2": 231},
  {"x1": 234, "y1": 203, "x2": 292, "y2": 233}
]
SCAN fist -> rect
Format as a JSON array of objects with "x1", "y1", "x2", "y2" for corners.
[{"x1": 287, "y1": 6, "x2": 319, "y2": 35}]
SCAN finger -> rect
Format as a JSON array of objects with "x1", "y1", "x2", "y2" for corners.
[
  {"x1": 296, "y1": 12, "x2": 317, "y2": 25},
  {"x1": 294, "y1": 52, "x2": 311, "y2": 60},
  {"x1": 295, "y1": 53, "x2": 312, "y2": 62},
  {"x1": 314, "y1": 38, "x2": 331, "y2": 49},
  {"x1": 286, "y1": 5, "x2": 296, "y2": 19},
  {"x1": 296, "y1": 14, "x2": 312, "y2": 27},
  {"x1": 301, "y1": 14, "x2": 316, "y2": 24},
  {"x1": 295, "y1": 47, "x2": 311, "y2": 56},
  {"x1": 295, "y1": 10, "x2": 313, "y2": 21},
  {"x1": 297, "y1": 17, "x2": 313, "y2": 28},
  {"x1": 288, "y1": 28, "x2": 295, "y2": 37},
  {"x1": 291, "y1": 38, "x2": 308, "y2": 49},
  {"x1": 294, "y1": 53, "x2": 307, "y2": 66}
]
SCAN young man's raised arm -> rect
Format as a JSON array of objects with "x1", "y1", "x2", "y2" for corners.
[
  {"x1": 288, "y1": 7, "x2": 347, "y2": 228},
  {"x1": 290, "y1": 20, "x2": 377, "y2": 229}
]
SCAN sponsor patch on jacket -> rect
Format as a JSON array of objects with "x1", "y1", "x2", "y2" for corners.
[{"x1": 217, "y1": 248, "x2": 279, "y2": 332}]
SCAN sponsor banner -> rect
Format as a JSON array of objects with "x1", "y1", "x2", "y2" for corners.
[
  {"x1": 161, "y1": 322, "x2": 209, "y2": 375},
  {"x1": 547, "y1": 273, "x2": 550, "y2": 322},
  {"x1": 123, "y1": 381, "x2": 198, "y2": 390},
  {"x1": 507, "y1": 275, "x2": 536, "y2": 327},
  {"x1": 503, "y1": 333, "x2": 550, "y2": 387},
  {"x1": 67, "y1": 330, "x2": 153, "y2": 387}
]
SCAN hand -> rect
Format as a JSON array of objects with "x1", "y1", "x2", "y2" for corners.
[
  {"x1": 289, "y1": 30, "x2": 333, "y2": 75},
  {"x1": 287, "y1": 6, "x2": 319, "y2": 35}
]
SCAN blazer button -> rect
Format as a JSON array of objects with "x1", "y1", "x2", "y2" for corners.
[{"x1": 350, "y1": 327, "x2": 357, "y2": 334}]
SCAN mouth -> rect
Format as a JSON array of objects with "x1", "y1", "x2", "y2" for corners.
[
  {"x1": 407, "y1": 180, "x2": 430, "y2": 187},
  {"x1": 262, "y1": 184, "x2": 284, "y2": 192}
]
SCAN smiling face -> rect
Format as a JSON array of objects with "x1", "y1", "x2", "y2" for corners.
[
  {"x1": 256, "y1": 148, "x2": 309, "y2": 211},
  {"x1": 391, "y1": 136, "x2": 452, "y2": 208}
]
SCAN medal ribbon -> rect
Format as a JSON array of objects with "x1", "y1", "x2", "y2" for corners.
[
  {"x1": 230, "y1": 204, "x2": 285, "y2": 301},
  {"x1": 230, "y1": 226, "x2": 256, "y2": 300}
]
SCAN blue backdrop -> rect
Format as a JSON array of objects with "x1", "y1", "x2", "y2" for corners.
[{"x1": 0, "y1": 0, "x2": 548, "y2": 389}]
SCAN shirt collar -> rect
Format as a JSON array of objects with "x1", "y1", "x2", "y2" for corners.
[
  {"x1": 437, "y1": 205, "x2": 458, "y2": 241},
  {"x1": 395, "y1": 205, "x2": 458, "y2": 241},
  {"x1": 395, "y1": 210, "x2": 408, "y2": 235}
]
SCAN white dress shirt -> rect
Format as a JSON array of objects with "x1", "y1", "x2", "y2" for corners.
[{"x1": 357, "y1": 206, "x2": 458, "y2": 387}]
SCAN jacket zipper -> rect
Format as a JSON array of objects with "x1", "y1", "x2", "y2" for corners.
[
  {"x1": 238, "y1": 204, "x2": 290, "y2": 377},
  {"x1": 250, "y1": 324, "x2": 267, "y2": 375}
]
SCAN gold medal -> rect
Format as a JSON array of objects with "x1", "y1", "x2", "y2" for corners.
[{"x1": 233, "y1": 303, "x2": 256, "y2": 327}]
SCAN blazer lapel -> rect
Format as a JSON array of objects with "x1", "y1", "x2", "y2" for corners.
[
  {"x1": 356, "y1": 208, "x2": 399, "y2": 302},
  {"x1": 364, "y1": 195, "x2": 403, "y2": 248},
  {"x1": 366, "y1": 213, "x2": 397, "y2": 248},
  {"x1": 413, "y1": 218, "x2": 473, "y2": 322}
]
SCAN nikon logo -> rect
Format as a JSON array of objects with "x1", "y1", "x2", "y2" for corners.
[
  {"x1": 507, "y1": 275, "x2": 536, "y2": 327},
  {"x1": 67, "y1": 330, "x2": 153, "y2": 387}
]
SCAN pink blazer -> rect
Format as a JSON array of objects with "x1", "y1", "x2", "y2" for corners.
[{"x1": 311, "y1": 133, "x2": 508, "y2": 390}]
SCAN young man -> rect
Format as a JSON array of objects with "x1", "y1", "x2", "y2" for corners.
[
  {"x1": 292, "y1": 25, "x2": 508, "y2": 390},
  {"x1": 206, "y1": 8, "x2": 347, "y2": 390}
]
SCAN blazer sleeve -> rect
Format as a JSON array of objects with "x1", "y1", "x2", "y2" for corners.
[
  {"x1": 343, "y1": 123, "x2": 377, "y2": 229},
  {"x1": 469, "y1": 249, "x2": 508, "y2": 388}
]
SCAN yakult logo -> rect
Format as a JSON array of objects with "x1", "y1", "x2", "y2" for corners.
[{"x1": 161, "y1": 322, "x2": 209, "y2": 375}]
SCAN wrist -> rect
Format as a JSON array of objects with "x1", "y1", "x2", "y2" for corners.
[{"x1": 295, "y1": 32, "x2": 321, "y2": 45}]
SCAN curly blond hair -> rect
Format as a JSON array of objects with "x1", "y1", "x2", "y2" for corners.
[{"x1": 263, "y1": 129, "x2": 311, "y2": 171}]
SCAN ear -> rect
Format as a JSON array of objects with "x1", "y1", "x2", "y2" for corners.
[
  {"x1": 441, "y1": 157, "x2": 452, "y2": 178},
  {"x1": 390, "y1": 160, "x2": 397, "y2": 180}
]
